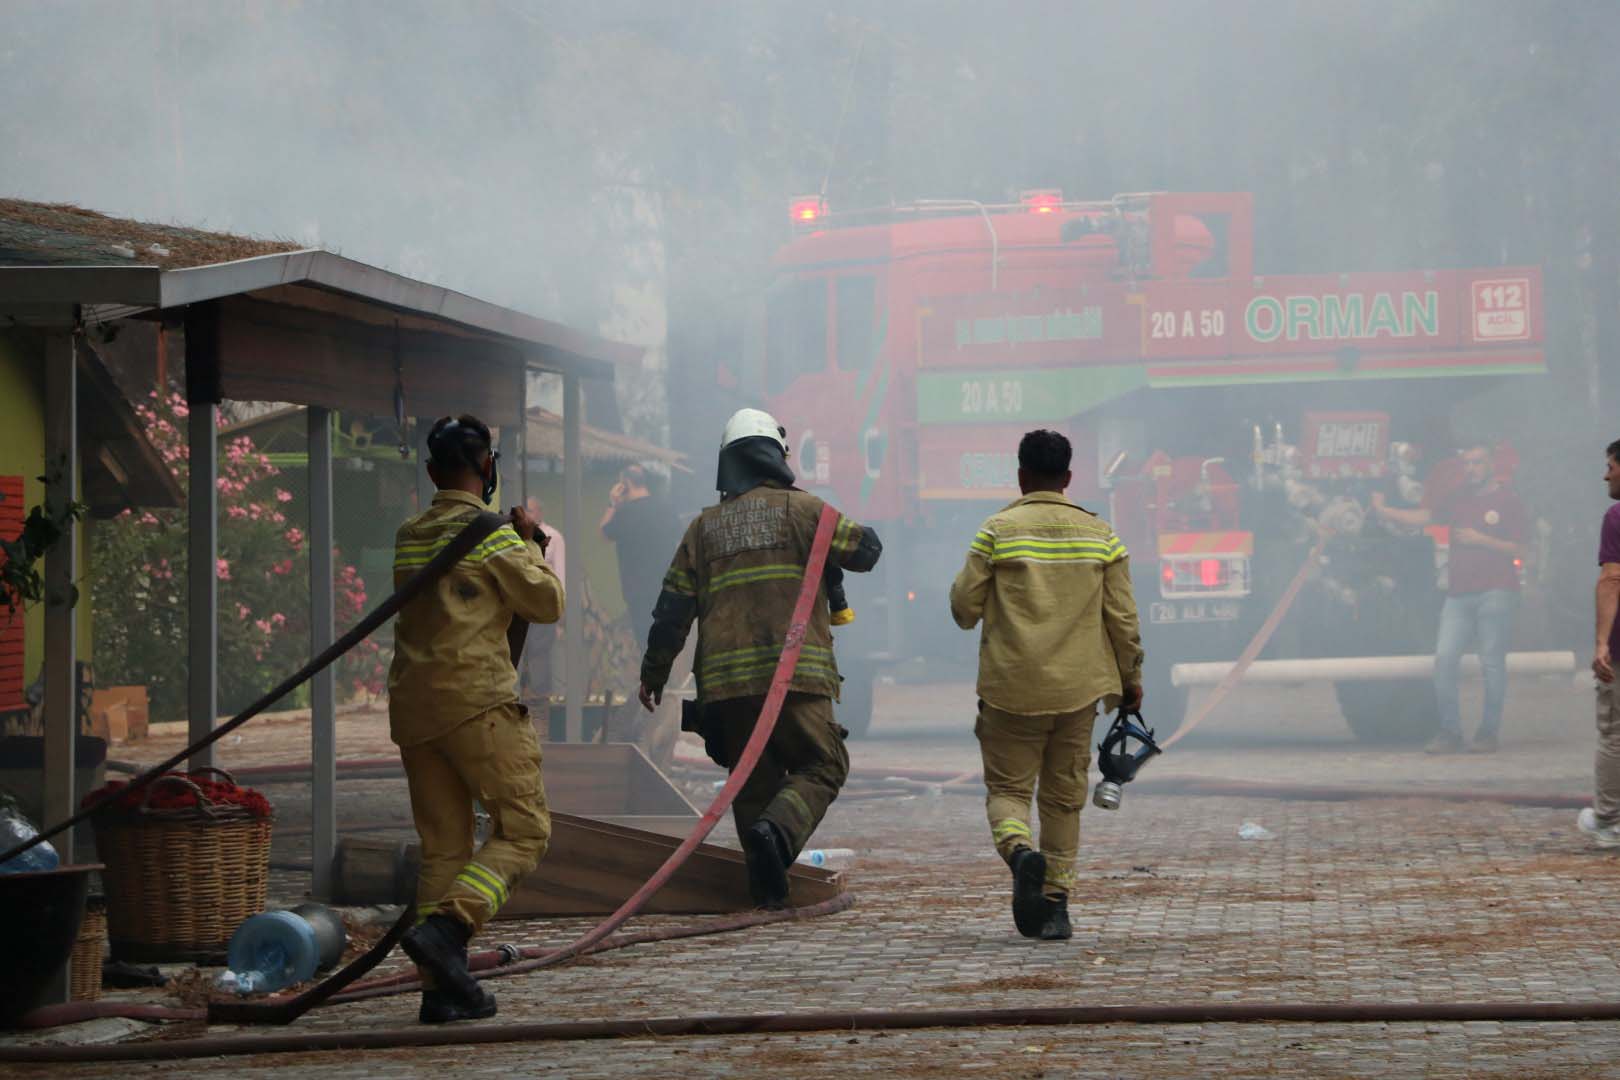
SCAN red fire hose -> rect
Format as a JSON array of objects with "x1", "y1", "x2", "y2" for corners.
[
  {"x1": 235, "y1": 503, "x2": 848, "y2": 1015},
  {"x1": 8, "y1": 505, "x2": 855, "y2": 1033},
  {"x1": 1160, "y1": 535, "x2": 1327, "y2": 750},
  {"x1": 0, "y1": 512, "x2": 509, "y2": 867}
]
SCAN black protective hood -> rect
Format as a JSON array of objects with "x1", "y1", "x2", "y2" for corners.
[{"x1": 717, "y1": 436, "x2": 796, "y2": 500}]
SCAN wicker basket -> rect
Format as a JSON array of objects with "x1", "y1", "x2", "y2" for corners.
[
  {"x1": 92, "y1": 769, "x2": 273, "y2": 963},
  {"x1": 70, "y1": 897, "x2": 106, "y2": 1002}
]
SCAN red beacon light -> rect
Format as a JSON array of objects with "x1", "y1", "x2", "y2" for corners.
[
  {"x1": 789, "y1": 195, "x2": 827, "y2": 225},
  {"x1": 1020, "y1": 188, "x2": 1063, "y2": 214}
]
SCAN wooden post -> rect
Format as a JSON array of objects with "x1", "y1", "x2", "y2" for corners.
[
  {"x1": 563, "y1": 373, "x2": 584, "y2": 742},
  {"x1": 185, "y1": 305, "x2": 220, "y2": 770},
  {"x1": 414, "y1": 415, "x2": 434, "y2": 512},
  {"x1": 41, "y1": 327, "x2": 77, "y2": 1005},
  {"x1": 308, "y1": 406, "x2": 336, "y2": 899},
  {"x1": 518, "y1": 366, "x2": 530, "y2": 508}
]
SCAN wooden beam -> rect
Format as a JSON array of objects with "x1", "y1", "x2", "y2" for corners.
[{"x1": 212, "y1": 296, "x2": 527, "y2": 425}]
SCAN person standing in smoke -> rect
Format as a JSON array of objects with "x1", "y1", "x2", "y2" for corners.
[
  {"x1": 599, "y1": 464, "x2": 677, "y2": 649},
  {"x1": 1578, "y1": 439, "x2": 1620, "y2": 848},
  {"x1": 637, "y1": 408, "x2": 882, "y2": 908},
  {"x1": 949, "y1": 429, "x2": 1143, "y2": 941},
  {"x1": 1373, "y1": 442, "x2": 1528, "y2": 753},
  {"x1": 389, "y1": 415, "x2": 563, "y2": 1023}
]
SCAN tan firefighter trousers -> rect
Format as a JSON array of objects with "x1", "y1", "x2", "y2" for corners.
[
  {"x1": 711, "y1": 691, "x2": 850, "y2": 857},
  {"x1": 401, "y1": 702, "x2": 551, "y2": 943},
  {"x1": 975, "y1": 699, "x2": 1099, "y2": 898}
]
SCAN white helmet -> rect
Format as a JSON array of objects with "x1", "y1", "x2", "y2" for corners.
[{"x1": 721, "y1": 407, "x2": 788, "y2": 453}]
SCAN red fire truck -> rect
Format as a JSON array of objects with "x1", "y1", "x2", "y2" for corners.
[{"x1": 749, "y1": 191, "x2": 1544, "y2": 739}]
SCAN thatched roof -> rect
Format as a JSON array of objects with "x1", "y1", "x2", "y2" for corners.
[{"x1": 0, "y1": 198, "x2": 299, "y2": 268}]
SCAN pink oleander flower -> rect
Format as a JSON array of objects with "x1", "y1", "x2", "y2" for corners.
[
  {"x1": 275, "y1": 489, "x2": 292, "y2": 503},
  {"x1": 285, "y1": 527, "x2": 305, "y2": 547},
  {"x1": 216, "y1": 558, "x2": 231, "y2": 581}
]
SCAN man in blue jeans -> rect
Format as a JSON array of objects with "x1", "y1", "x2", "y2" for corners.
[
  {"x1": 1576, "y1": 439, "x2": 1620, "y2": 847},
  {"x1": 1374, "y1": 444, "x2": 1527, "y2": 753}
]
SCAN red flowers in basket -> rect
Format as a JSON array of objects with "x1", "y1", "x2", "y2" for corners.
[{"x1": 83, "y1": 772, "x2": 274, "y2": 819}]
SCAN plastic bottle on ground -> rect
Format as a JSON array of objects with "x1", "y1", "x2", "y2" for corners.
[{"x1": 795, "y1": 848, "x2": 856, "y2": 868}]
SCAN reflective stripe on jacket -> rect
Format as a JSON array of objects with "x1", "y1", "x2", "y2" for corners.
[
  {"x1": 387, "y1": 490, "x2": 564, "y2": 747},
  {"x1": 640, "y1": 484, "x2": 880, "y2": 704},
  {"x1": 949, "y1": 490, "x2": 1143, "y2": 715}
]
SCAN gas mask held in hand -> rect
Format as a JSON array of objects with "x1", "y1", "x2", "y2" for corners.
[{"x1": 1092, "y1": 707, "x2": 1162, "y2": 811}]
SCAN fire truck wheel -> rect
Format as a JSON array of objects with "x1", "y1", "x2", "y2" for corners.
[
  {"x1": 838, "y1": 662, "x2": 876, "y2": 740},
  {"x1": 1333, "y1": 680, "x2": 1441, "y2": 744}
]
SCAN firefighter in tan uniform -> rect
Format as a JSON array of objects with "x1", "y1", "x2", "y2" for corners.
[
  {"x1": 390, "y1": 415, "x2": 563, "y2": 1023},
  {"x1": 638, "y1": 409, "x2": 881, "y2": 907},
  {"x1": 950, "y1": 429, "x2": 1143, "y2": 941}
]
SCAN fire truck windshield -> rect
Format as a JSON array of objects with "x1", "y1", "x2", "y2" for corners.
[
  {"x1": 835, "y1": 275, "x2": 876, "y2": 374},
  {"x1": 765, "y1": 277, "x2": 826, "y2": 396}
]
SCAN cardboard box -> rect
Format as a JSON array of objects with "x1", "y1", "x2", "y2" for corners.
[{"x1": 89, "y1": 686, "x2": 149, "y2": 743}]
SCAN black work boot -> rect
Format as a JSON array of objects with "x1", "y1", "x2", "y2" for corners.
[
  {"x1": 742, "y1": 820, "x2": 792, "y2": 909},
  {"x1": 402, "y1": 915, "x2": 492, "y2": 1013},
  {"x1": 1039, "y1": 895, "x2": 1072, "y2": 941},
  {"x1": 419, "y1": 987, "x2": 499, "y2": 1024},
  {"x1": 1009, "y1": 847, "x2": 1047, "y2": 938}
]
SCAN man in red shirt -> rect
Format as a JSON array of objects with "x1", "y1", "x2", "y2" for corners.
[{"x1": 1374, "y1": 443, "x2": 1528, "y2": 753}]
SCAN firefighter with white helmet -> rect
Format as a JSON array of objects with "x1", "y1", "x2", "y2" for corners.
[{"x1": 638, "y1": 407, "x2": 881, "y2": 907}]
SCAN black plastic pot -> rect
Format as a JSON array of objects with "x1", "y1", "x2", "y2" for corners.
[{"x1": 0, "y1": 863, "x2": 101, "y2": 1027}]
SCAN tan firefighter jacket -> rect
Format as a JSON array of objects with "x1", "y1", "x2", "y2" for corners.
[
  {"x1": 387, "y1": 490, "x2": 564, "y2": 747},
  {"x1": 949, "y1": 490, "x2": 1143, "y2": 716},
  {"x1": 640, "y1": 483, "x2": 881, "y2": 704}
]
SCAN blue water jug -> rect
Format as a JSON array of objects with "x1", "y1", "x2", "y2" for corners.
[{"x1": 221, "y1": 910, "x2": 322, "y2": 994}]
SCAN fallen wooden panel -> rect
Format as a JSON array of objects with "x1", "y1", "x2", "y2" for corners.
[
  {"x1": 539, "y1": 742, "x2": 699, "y2": 817},
  {"x1": 332, "y1": 811, "x2": 844, "y2": 917},
  {"x1": 540, "y1": 742, "x2": 701, "y2": 838}
]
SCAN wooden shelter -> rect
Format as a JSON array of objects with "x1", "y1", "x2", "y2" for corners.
[{"x1": 0, "y1": 205, "x2": 640, "y2": 931}]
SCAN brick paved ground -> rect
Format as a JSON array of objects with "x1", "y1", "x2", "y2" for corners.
[{"x1": 10, "y1": 674, "x2": 1620, "y2": 1077}]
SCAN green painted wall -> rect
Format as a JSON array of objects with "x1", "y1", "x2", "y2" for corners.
[{"x1": 0, "y1": 331, "x2": 93, "y2": 684}]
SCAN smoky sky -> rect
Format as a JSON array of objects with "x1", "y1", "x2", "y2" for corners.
[{"x1": 5, "y1": 0, "x2": 1615, "y2": 327}]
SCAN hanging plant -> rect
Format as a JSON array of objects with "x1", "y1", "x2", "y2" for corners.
[{"x1": 0, "y1": 461, "x2": 87, "y2": 619}]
